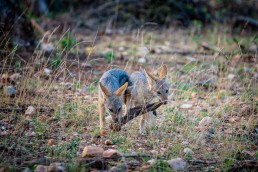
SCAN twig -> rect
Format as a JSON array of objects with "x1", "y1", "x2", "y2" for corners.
[
  {"x1": 188, "y1": 159, "x2": 218, "y2": 165},
  {"x1": 228, "y1": 160, "x2": 258, "y2": 172},
  {"x1": 0, "y1": 106, "x2": 54, "y2": 113},
  {"x1": 235, "y1": 15, "x2": 258, "y2": 28},
  {"x1": 109, "y1": 101, "x2": 164, "y2": 131}
]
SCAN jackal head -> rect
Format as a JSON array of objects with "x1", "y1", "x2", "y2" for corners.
[
  {"x1": 99, "y1": 82, "x2": 128, "y2": 120},
  {"x1": 145, "y1": 64, "x2": 169, "y2": 104}
]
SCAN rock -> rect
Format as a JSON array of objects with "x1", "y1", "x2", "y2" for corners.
[
  {"x1": 1, "y1": 73, "x2": 10, "y2": 84},
  {"x1": 10, "y1": 73, "x2": 22, "y2": 82},
  {"x1": 147, "y1": 159, "x2": 156, "y2": 166},
  {"x1": 199, "y1": 117, "x2": 213, "y2": 127},
  {"x1": 183, "y1": 148, "x2": 194, "y2": 155},
  {"x1": 118, "y1": 46, "x2": 125, "y2": 51},
  {"x1": 129, "y1": 159, "x2": 140, "y2": 166},
  {"x1": 81, "y1": 146, "x2": 104, "y2": 158},
  {"x1": 104, "y1": 139, "x2": 113, "y2": 145},
  {"x1": 150, "y1": 150, "x2": 159, "y2": 156},
  {"x1": 180, "y1": 103, "x2": 193, "y2": 109},
  {"x1": 41, "y1": 43, "x2": 55, "y2": 53},
  {"x1": 109, "y1": 166, "x2": 119, "y2": 172},
  {"x1": 0, "y1": 131, "x2": 9, "y2": 136},
  {"x1": 167, "y1": 158, "x2": 187, "y2": 171},
  {"x1": 141, "y1": 165, "x2": 151, "y2": 171},
  {"x1": 44, "y1": 68, "x2": 52, "y2": 76},
  {"x1": 182, "y1": 141, "x2": 189, "y2": 145},
  {"x1": 103, "y1": 149, "x2": 122, "y2": 158},
  {"x1": 3, "y1": 85, "x2": 16, "y2": 96},
  {"x1": 85, "y1": 47, "x2": 94, "y2": 54},
  {"x1": 100, "y1": 129, "x2": 107, "y2": 136},
  {"x1": 138, "y1": 57, "x2": 147, "y2": 64},
  {"x1": 22, "y1": 167, "x2": 32, "y2": 172},
  {"x1": 25, "y1": 106, "x2": 36, "y2": 115},
  {"x1": 227, "y1": 74, "x2": 235, "y2": 80},
  {"x1": 191, "y1": 92, "x2": 197, "y2": 98},
  {"x1": 30, "y1": 132, "x2": 36, "y2": 137},
  {"x1": 138, "y1": 46, "x2": 149, "y2": 57},
  {"x1": 48, "y1": 163, "x2": 65, "y2": 172},
  {"x1": 47, "y1": 139, "x2": 56, "y2": 147},
  {"x1": 34, "y1": 165, "x2": 48, "y2": 172}
]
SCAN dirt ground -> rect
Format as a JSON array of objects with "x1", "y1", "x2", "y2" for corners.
[{"x1": 0, "y1": 14, "x2": 257, "y2": 171}]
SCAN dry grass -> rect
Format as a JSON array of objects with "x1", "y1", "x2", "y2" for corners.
[{"x1": 0, "y1": 25, "x2": 257, "y2": 171}]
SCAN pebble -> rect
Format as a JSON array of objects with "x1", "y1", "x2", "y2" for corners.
[
  {"x1": 180, "y1": 103, "x2": 193, "y2": 109},
  {"x1": 199, "y1": 117, "x2": 213, "y2": 127},
  {"x1": 81, "y1": 146, "x2": 104, "y2": 158},
  {"x1": 25, "y1": 106, "x2": 36, "y2": 115},
  {"x1": 167, "y1": 158, "x2": 187, "y2": 171},
  {"x1": 183, "y1": 148, "x2": 194, "y2": 155}
]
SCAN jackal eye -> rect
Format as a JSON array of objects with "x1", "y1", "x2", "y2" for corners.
[
  {"x1": 166, "y1": 90, "x2": 168, "y2": 93},
  {"x1": 157, "y1": 91, "x2": 161, "y2": 95},
  {"x1": 109, "y1": 108, "x2": 113, "y2": 112}
]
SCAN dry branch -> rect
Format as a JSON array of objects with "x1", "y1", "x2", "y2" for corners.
[{"x1": 109, "y1": 101, "x2": 163, "y2": 131}]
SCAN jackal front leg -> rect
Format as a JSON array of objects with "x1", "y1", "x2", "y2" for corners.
[{"x1": 98, "y1": 99, "x2": 105, "y2": 130}]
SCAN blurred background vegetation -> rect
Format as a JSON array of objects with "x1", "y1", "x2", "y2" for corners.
[{"x1": 1, "y1": 0, "x2": 258, "y2": 49}]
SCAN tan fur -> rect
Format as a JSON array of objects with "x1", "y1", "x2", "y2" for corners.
[
  {"x1": 159, "y1": 64, "x2": 168, "y2": 79},
  {"x1": 99, "y1": 82, "x2": 110, "y2": 97},
  {"x1": 114, "y1": 82, "x2": 128, "y2": 96},
  {"x1": 130, "y1": 64, "x2": 170, "y2": 134},
  {"x1": 144, "y1": 70, "x2": 158, "y2": 81}
]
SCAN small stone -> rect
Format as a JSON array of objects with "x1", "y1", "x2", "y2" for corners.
[
  {"x1": 103, "y1": 149, "x2": 122, "y2": 158},
  {"x1": 47, "y1": 139, "x2": 56, "y2": 147},
  {"x1": 109, "y1": 166, "x2": 119, "y2": 172},
  {"x1": 183, "y1": 148, "x2": 194, "y2": 155},
  {"x1": 147, "y1": 159, "x2": 156, "y2": 166},
  {"x1": 191, "y1": 92, "x2": 197, "y2": 98},
  {"x1": 167, "y1": 158, "x2": 187, "y2": 171},
  {"x1": 139, "y1": 46, "x2": 149, "y2": 57},
  {"x1": 141, "y1": 165, "x2": 151, "y2": 171},
  {"x1": 10, "y1": 73, "x2": 22, "y2": 82},
  {"x1": 138, "y1": 57, "x2": 147, "y2": 64},
  {"x1": 22, "y1": 167, "x2": 32, "y2": 172},
  {"x1": 129, "y1": 159, "x2": 140, "y2": 166},
  {"x1": 182, "y1": 141, "x2": 189, "y2": 145},
  {"x1": 34, "y1": 165, "x2": 48, "y2": 172},
  {"x1": 0, "y1": 130, "x2": 9, "y2": 136},
  {"x1": 150, "y1": 150, "x2": 159, "y2": 156},
  {"x1": 118, "y1": 46, "x2": 125, "y2": 51},
  {"x1": 48, "y1": 163, "x2": 65, "y2": 172},
  {"x1": 25, "y1": 106, "x2": 36, "y2": 115},
  {"x1": 30, "y1": 132, "x2": 36, "y2": 137},
  {"x1": 227, "y1": 74, "x2": 235, "y2": 80},
  {"x1": 1, "y1": 73, "x2": 10, "y2": 84},
  {"x1": 4, "y1": 85, "x2": 16, "y2": 96},
  {"x1": 82, "y1": 146, "x2": 104, "y2": 158},
  {"x1": 199, "y1": 117, "x2": 213, "y2": 127},
  {"x1": 100, "y1": 129, "x2": 107, "y2": 136},
  {"x1": 44, "y1": 68, "x2": 52, "y2": 76},
  {"x1": 104, "y1": 139, "x2": 113, "y2": 145},
  {"x1": 41, "y1": 43, "x2": 55, "y2": 53},
  {"x1": 85, "y1": 47, "x2": 94, "y2": 54},
  {"x1": 180, "y1": 103, "x2": 193, "y2": 109}
]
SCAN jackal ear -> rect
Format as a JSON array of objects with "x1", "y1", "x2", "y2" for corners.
[
  {"x1": 114, "y1": 82, "x2": 128, "y2": 96},
  {"x1": 159, "y1": 64, "x2": 168, "y2": 79},
  {"x1": 99, "y1": 82, "x2": 111, "y2": 97},
  {"x1": 145, "y1": 69, "x2": 158, "y2": 81}
]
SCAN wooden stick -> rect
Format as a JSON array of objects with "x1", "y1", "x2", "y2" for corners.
[{"x1": 109, "y1": 101, "x2": 163, "y2": 131}]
